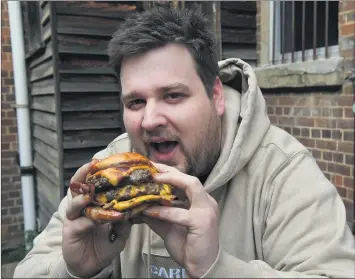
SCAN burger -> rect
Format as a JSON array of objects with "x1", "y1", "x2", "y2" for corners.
[{"x1": 70, "y1": 152, "x2": 181, "y2": 224}]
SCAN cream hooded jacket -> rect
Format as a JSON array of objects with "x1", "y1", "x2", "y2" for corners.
[{"x1": 14, "y1": 59, "x2": 355, "y2": 278}]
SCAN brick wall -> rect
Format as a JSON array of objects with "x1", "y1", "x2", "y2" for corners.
[
  {"x1": 1, "y1": 1, "x2": 24, "y2": 249},
  {"x1": 256, "y1": 0, "x2": 354, "y2": 226}
]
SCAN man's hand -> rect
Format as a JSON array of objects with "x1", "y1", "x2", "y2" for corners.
[
  {"x1": 62, "y1": 161, "x2": 132, "y2": 278},
  {"x1": 142, "y1": 163, "x2": 220, "y2": 278}
]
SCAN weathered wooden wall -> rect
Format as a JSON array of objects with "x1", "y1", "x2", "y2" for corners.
[
  {"x1": 53, "y1": 1, "x2": 141, "y2": 195},
  {"x1": 23, "y1": 1, "x2": 141, "y2": 229},
  {"x1": 220, "y1": 1, "x2": 257, "y2": 66},
  {"x1": 24, "y1": 1, "x2": 61, "y2": 228}
]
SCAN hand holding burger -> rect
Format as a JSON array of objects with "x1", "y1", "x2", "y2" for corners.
[
  {"x1": 63, "y1": 152, "x2": 185, "y2": 278},
  {"x1": 62, "y1": 161, "x2": 132, "y2": 278},
  {"x1": 70, "y1": 152, "x2": 182, "y2": 227}
]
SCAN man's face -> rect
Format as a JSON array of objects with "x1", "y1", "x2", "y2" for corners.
[{"x1": 120, "y1": 44, "x2": 225, "y2": 177}]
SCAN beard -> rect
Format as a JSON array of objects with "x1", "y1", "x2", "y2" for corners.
[{"x1": 126, "y1": 106, "x2": 222, "y2": 180}]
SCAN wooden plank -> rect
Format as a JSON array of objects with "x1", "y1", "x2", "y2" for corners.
[
  {"x1": 59, "y1": 55, "x2": 109, "y2": 69},
  {"x1": 42, "y1": 22, "x2": 51, "y2": 42},
  {"x1": 201, "y1": 2, "x2": 222, "y2": 60},
  {"x1": 55, "y1": 1, "x2": 138, "y2": 19},
  {"x1": 29, "y1": 40, "x2": 53, "y2": 69},
  {"x1": 63, "y1": 147, "x2": 105, "y2": 169},
  {"x1": 57, "y1": 35, "x2": 108, "y2": 55},
  {"x1": 34, "y1": 138, "x2": 59, "y2": 167},
  {"x1": 33, "y1": 152, "x2": 60, "y2": 185},
  {"x1": 61, "y1": 74, "x2": 117, "y2": 83},
  {"x1": 63, "y1": 129, "x2": 120, "y2": 149},
  {"x1": 31, "y1": 78, "x2": 55, "y2": 95},
  {"x1": 221, "y1": 2, "x2": 256, "y2": 13},
  {"x1": 50, "y1": 1, "x2": 65, "y2": 200},
  {"x1": 222, "y1": 45, "x2": 257, "y2": 60},
  {"x1": 38, "y1": 193, "x2": 56, "y2": 222},
  {"x1": 33, "y1": 124, "x2": 58, "y2": 149},
  {"x1": 221, "y1": 10, "x2": 256, "y2": 29},
  {"x1": 59, "y1": 66, "x2": 114, "y2": 75},
  {"x1": 61, "y1": 93, "x2": 120, "y2": 112},
  {"x1": 41, "y1": 3, "x2": 50, "y2": 26},
  {"x1": 60, "y1": 81, "x2": 119, "y2": 93},
  {"x1": 38, "y1": 208, "x2": 51, "y2": 231},
  {"x1": 37, "y1": 171, "x2": 60, "y2": 207},
  {"x1": 32, "y1": 110, "x2": 57, "y2": 131},
  {"x1": 30, "y1": 59, "x2": 54, "y2": 82},
  {"x1": 62, "y1": 111, "x2": 122, "y2": 131},
  {"x1": 222, "y1": 28, "x2": 256, "y2": 44},
  {"x1": 31, "y1": 95, "x2": 56, "y2": 113},
  {"x1": 40, "y1": 1, "x2": 48, "y2": 9},
  {"x1": 57, "y1": 15, "x2": 122, "y2": 37}
]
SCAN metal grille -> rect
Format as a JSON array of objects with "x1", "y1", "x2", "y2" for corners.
[{"x1": 270, "y1": 1, "x2": 339, "y2": 65}]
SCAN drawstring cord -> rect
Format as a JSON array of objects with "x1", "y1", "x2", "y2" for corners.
[{"x1": 147, "y1": 228, "x2": 152, "y2": 278}]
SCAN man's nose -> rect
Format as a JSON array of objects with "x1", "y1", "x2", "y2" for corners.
[{"x1": 141, "y1": 102, "x2": 167, "y2": 131}]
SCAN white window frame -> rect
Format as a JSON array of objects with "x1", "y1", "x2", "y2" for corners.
[{"x1": 269, "y1": 1, "x2": 339, "y2": 65}]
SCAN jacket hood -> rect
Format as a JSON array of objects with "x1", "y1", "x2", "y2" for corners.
[{"x1": 204, "y1": 58, "x2": 270, "y2": 193}]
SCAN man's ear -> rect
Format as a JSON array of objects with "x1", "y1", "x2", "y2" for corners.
[{"x1": 212, "y1": 77, "x2": 225, "y2": 116}]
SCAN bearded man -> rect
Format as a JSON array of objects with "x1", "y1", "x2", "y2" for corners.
[{"x1": 14, "y1": 6, "x2": 355, "y2": 279}]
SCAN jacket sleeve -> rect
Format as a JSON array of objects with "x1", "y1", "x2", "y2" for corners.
[
  {"x1": 202, "y1": 153, "x2": 355, "y2": 278},
  {"x1": 13, "y1": 190, "x2": 114, "y2": 278}
]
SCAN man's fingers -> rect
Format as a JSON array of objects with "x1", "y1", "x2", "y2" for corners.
[
  {"x1": 66, "y1": 216, "x2": 96, "y2": 235},
  {"x1": 151, "y1": 162, "x2": 176, "y2": 173},
  {"x1": 153, "y1": 171, "x2": 209, "y2": 206},
  {"x1": 143, "y1": 206, "x2": 191, "y2": 227},
  {"x1": 66, "y1": 194, "x2": 91, "y2": 220},
  {"x1": 70, "y1": 159, "x2": 98, "y2": 185}
]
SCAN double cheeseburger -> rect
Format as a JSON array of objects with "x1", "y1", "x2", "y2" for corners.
[{"x1": 72, "y1": 152, "x2": 181, "y2": 223}]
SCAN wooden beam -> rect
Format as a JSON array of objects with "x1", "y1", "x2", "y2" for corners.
[
  {"x1": 32, "y1": 110, "x2": 57, "y2": 131},
  {"x1": 29, "y1": 40, "x2": 53, "y2": 69},
  {"x1": 30, "y1": 59, "x2": 54, "y2": 82},
  {"x1": 60, "y1": 82, "x2": 119, "y2": 93},
  {"x1": 63, "y1": 129, "x2": 120, "y2": 149},
  {"x1": 62, "y1": 111, "x2": 122, "y2": 131},
  {"x1": 31, "y1": 95, "x2": 56, "y2": 113},
  {"x1": 200, "y1": 2, "x2": 222, "y2": 61},
  {"x1": 31, "y1": 78, "x2": 55, "y2": 95},
  {"x1": 33, "y1": 124, "x2": 58, "y2": 149},
  {"x1": 61, "y1": 93, "x2": 120, "y2": 112}
]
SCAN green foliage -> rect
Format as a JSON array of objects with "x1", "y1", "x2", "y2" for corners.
[
  {"x1": 1, "y1": 230, "x2": 39, "y2": 265},
  {"x1": 1, "y1": 245, "x2": 27, "y2": 265}
]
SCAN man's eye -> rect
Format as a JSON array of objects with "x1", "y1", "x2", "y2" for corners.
[
  {"x1": 128, "y1": 99, "x2": 145, "y2": 109},
  {"x1": 166, "y1": 93, "x2": 184, "y2": 101}
]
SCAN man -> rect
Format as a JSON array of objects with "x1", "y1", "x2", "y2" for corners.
[{"x1": 14, "y1": 6, "x2": 354, "y2": 279}]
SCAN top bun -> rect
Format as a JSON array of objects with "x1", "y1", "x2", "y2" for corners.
[{"x1": 88, "y1": 152, "x2": 154, "y2": 176}]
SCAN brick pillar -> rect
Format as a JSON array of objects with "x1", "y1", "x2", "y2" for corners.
[
  {"x1": 339, "y1": 0, "x2": 355, "y2": 229},
  {"x1": 1, "y1": 1, "x2": 25, "y2": 250}
]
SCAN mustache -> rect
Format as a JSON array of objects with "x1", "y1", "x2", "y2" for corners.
[{"x1": 142, "y1": 130, "x2": 179, "y2": 142}]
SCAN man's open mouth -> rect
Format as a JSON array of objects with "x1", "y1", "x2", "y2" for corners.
[{"x1": 150, "y1": 141, "x2": 178, "y2": 154}]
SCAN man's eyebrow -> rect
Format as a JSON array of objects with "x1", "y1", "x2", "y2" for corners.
[
  {"x1": 121, "y1": 83, "x2": 191, "y2": 102},
  {"x1": 121, "y1": 91, "x2": 140, "y2": 103},
  {"x1": 160, "y1": 83, "x2": 191, "y2": 93}
]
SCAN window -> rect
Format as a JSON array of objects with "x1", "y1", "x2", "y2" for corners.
[{"x1": 269, "y1": 1, "x2": 339, "y2": 65}]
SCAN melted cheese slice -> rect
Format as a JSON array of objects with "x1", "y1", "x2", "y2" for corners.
[{"x1": 102, "y1": 194, "x2": 176, "y2": 212}]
